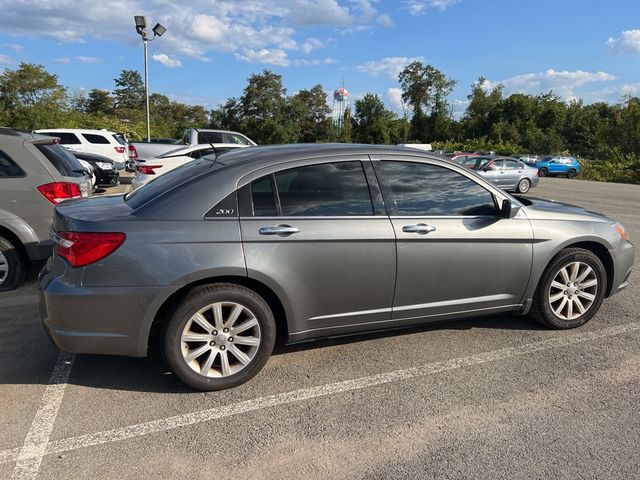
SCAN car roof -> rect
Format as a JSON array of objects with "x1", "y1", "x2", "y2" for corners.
[
  {"x1": 35, "y1": 128, "x2": 117, "y2": 135},
  {"x1": 0, "y1": 128, "x2": 58, "y2": 144},
  {"x1": 160, "y1": 143, "x2": 250, "y2": 157},
  {"x1": 72, "y1": 151, "x2": 114, "y2": 162}
]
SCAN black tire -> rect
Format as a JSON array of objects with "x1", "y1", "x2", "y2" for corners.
[
  {"x1": 538, "y1": 167, "x2": 548, "y2": 177},
  {"x1": 566, "y1": 169, "x2": 577, "y2": 179},
  {"x1": 163, "y1": 283, "x2": 276, "y2": 391},
  {"x1": 516, "y1": 178, "x2": 531, "y2": 194},
  {"x1": 529, "y1": 248, "x2": 606, "y2": 329},
  {"x1": 0, "y1": 235, "x2": 26, "y2": 292}
]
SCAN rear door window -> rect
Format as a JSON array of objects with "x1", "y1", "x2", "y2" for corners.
[
  {"x1": 82, "y1": 133, "x2": 111, "y2": 144},
  {"x1": 198, "y1": 132, "x2": 224, "y2": 144},
  {"x1": 35, "y1": 143, "x2": 85, "y2": 177},
  {"x1": 0, "y1": 151, "x2": 25, "y2": 177},
  {"x1": 50, "y1": 132, "x2": 81, "y2": 145}
]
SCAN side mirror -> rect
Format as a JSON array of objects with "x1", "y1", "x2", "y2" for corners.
[{"x1": 500, "y1": 198, "x2": 521, "y2": 219}]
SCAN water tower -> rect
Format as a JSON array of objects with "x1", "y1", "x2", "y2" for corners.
[{"x1": 332, "y1": 85, "x2": 350, "y2": 131}]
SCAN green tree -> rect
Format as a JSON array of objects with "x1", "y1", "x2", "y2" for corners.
[
  {"x1": 352, "y1": 93, "x2": 395, "y2": 144},
  {"x1": 0, "y1": 63, "x2": 66, "y2": 128},
  {"x1": 113, "y1": 70, "x2": 145, "y2": 110},
  {"x1": 86, "y1": 89, "x2": 115, "y2": 115},
  {"x1": 462, "y1": 77, "x2": 504, "y2": 139},
  {"x1": 289, "y1": 85, "x2": 333, "y2": 143},
  {"x1": 398, "y1": 61, "x2": 456, "y2": 142}
]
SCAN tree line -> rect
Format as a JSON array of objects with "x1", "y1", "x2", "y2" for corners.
[{"x1": 1, "y1": 61, "x2": 638, "y2": 182}]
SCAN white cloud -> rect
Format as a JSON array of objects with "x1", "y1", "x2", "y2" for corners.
[
  {"x1": 621, "y1": 83, "x2": 640, "y2": 96},
  {"x1": 293, "y1": 57, "x2": 337, "y2": 66},
  {"x1": 3, "y1": 43, "x2": 23, "y2": 52},
  {"x1": 386, "y1": 87, "x2": 411, "y2": 113},
  {"x1": 75, "y1": 56, "x2": 100, "y2": 64},
  {"x1": 152, "y1": 53, "x2": 182, "y2": 68},
  {"x1": 356, "y1": 56, "x2": 424, "y2": 79},
  {"x1": 54, "y1": 57, "x2": 71, "y2": 65},
  {"x1": 377, "y1": 14, "x2": 394, "y2": 28},
  {"x1": 0, "y1": 54, "x2": 13, "y2": 64},
  {"x1": 485, "y1": 69, "x2": 617, "y2": 101},
  {"x1": 235, "y1": 48, "x2": 290, "y2": 67},
  {"x1": 406, "y1": 0, "x2": 460, "y2": 15},
  {"x1": 0, "y1": 0, "x2": 387, "y2": 65},
  {"x1": 607, "y1": 30, "x2": 640, "y2": 55}
]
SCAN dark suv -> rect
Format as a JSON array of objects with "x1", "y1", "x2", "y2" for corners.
[{"x1": 0, "y1": 128, "x2": 92, "y2": 290}]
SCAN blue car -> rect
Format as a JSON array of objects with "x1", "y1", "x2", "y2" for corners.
[{"x1": 537, "y1": 156, "x2": 580, "y2": 178}]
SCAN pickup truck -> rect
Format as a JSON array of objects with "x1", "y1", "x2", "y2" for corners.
[{"x1": 131, "y1": 128, "x2": 256, "y2": 161}]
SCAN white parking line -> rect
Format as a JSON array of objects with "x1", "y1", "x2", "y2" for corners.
[
  {"x1": 11, "y1": 352, "x2": 75, "y2": 480},
  {"x1": 3, "y1": 322, "x2": 639, "y2": 469}
]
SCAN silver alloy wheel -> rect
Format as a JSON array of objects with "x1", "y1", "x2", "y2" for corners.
[
  {"x1": 0, "y1": 251, "x2": 8, "y2": 286},
  {"x1": 181, "y1": 301, "x2": 261, "y2": 378},
  {"x1": 548, "y1": 261, "x2": 598, "y2": 320},
  {"x1": 518, "y1": 178, "x2": 530, "y2": 193}
]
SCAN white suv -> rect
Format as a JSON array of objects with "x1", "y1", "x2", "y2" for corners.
[{"x1": 34, "y1": 129, "x2": 128, "y2": 169}]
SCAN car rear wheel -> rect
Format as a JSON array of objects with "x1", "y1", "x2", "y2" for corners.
[
  {"x1": 163, "y1": 283, "x2": 276, "y2": 391},
  {"x1": 566, "y1": 169, "x2": 577, "y2": 179},
  {"x1": 0, "y1": 235, "x2": 26, "y2": 292},
  {"x1": 530, "y1": 248, "x2": 606, "y2": 329},
  {"x1": 538, "y1": 167, "x2": 548, "y2": 177},
  {"x1": 516, "y1": 178, "x2": 531, "y2": 194}
]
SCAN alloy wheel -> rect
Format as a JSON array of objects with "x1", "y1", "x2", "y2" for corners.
[
  {"x1": 548, "y1": 261, "x2": 598, "y2": 320},
  {"x1": 518, "y1": 179, "x2": 530, "y2": 193},
  {"x1": 180, "y1": 301, "x2": 261, "y2": 378},
  {"x1": 0, "y1": 251, "x2": 8, "y2": 286}
]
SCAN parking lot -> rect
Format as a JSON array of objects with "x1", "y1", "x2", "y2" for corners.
[{"x1": 1, "y1": 176, "x2": 638, "y2": 480}]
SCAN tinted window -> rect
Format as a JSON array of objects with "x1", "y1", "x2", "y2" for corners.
[
  {"x1": 50, "y1": 132, "x2": 81, "y2": 145},
  {"x1": 0, "y1": 151, "x2": 25, "y2": 177},
  {"x1": 225, "y1": 133, "x2": 250, "y2": 145},
  {"x1": 274, "y1": 162, "x2": 373, "y2": 216},
  {"x1": 82, "y1": 133, "x2": 110, "y2": 144},
  {"x1": 190, "y1": 148, "x2": 216, "y2": 159},
  {"x1": 112, "y1": 134, "x2": 127, "y2": 145},
  {"x1": 251, "y1": 176, "x2": 277, "y2": 216},
  {"x1": 35, "y1": 144, "x2": 85, "y2": 177},
  {"x1": 198, "y1": 132, "x2": 224, "y2": 144},
  {"x1": 125, "y1": 159, "x2": 216, "y2": 209},
  {"x1": 380, "y1": 161, "x2": 496, "y2": 216},
  {"x1": 504, "y1": 160, "x2": 520, "y2": 170}
]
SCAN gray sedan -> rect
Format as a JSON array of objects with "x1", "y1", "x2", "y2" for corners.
[
  {"x1": 458, "y1": 156, "x2": 539, "y2": 193},
  {"x1": 39, "y1": 144, "x2": 634, "y2": 391}
]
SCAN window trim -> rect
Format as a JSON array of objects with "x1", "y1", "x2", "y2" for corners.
[
  {"x1": 371, "y1": 157, "x2": 501, "y2": 218},
  {"x1": 241, "y1": 158, "x2": 378, "y2": 218}
]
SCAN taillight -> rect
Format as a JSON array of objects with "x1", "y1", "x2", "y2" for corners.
[
  {"x1": 137, "y1": 164, "x2": 162, "y2": 175},
  {"x1": 128, "y1": 145, "x2": 138, "y2": 158},
  {"x1": 54, "y1": 231, "x2": 126, "y2": 267},
  {"x1": 114, "y1": 146, "x2": 126, "y2": 154},
  {"x1": 37, "y1": 182, "x2": 82, "y2": 204}
]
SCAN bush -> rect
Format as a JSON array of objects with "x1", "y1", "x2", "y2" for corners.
[{"x1": 578, "y1": 156, "x2": 640, "y2": 184}]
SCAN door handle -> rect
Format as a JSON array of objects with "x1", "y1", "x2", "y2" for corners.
[
  {"x1": 402, "y1": 224, "x2": 436, "y2": 234},
  {"x1": 259, "y1": 225, "x2": 300, "y2": 236}
]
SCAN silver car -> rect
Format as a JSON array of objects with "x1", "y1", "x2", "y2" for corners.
[
  {"x1": 0, "y1": 129, "x2": 92, "y2": 291},
  {"x1": 458, "y1": 156, "x2": 539, "y2": 194},
  {"x1": 39, "y1": 144, "x2": 634, "y2": 391}
]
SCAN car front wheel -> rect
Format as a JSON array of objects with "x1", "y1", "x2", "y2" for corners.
[
  {"x1": 163, "y1": 283, "x2": 276, "y2": 391},
  {"x1": 530, "y1": 248, "x2": 606, "y2": 329},
  {"x1": 516, "y1": 178, "x2": 531, "y2": 194},
  {"x1": 0, "y1": 235, "x2": 26, "y2": 292}
]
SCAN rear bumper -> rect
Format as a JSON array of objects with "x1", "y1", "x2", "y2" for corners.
[
  {"x1": 96, "y1": 170, "x2": 119, "y2": 187},
  {"x1": 38, "y1": 269, "x2": 166, "y2": 357}
]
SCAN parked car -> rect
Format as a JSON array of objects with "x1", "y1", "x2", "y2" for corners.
[
  {"x1": 0, "y1": 128, "x2": 92, "y2": 291},
  {"x1": 458, "y1": 156, "x2": 539, "y2": 194},
  {"x1": 131, "y1": 143, "x2": 248, "y2": 189},
  {"x1": 76, "y1": 158, "x2": 96, "y2": 189},
  {"x1": 536, "y1": 156, "x2": 580, "y2": 178},
  {"x1": 39, "y1": 144, "x2": 634, "y2": 390},
  {"x1": 72, "y1": 151, "x2": 119, "y2": 187},
  {"x1": 132, "y1": 128, "x2": 256, "y2": 159},
  {"x1": 34, "y1": 128, "x2": 128, "y2": 170},
  {"x1": 514, "y1": 154, "x2": 540, "y2": 167}
]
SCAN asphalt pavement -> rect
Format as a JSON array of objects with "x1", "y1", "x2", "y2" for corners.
[{"x1": 1, "y1": 176, "x2": 638, "y2": 480}]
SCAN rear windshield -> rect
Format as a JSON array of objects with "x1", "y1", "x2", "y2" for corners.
[
  {"x1": 124, "y1": 159, "x2": 217, "y2": 209},
  {"x1": 35, "y1": 143, "x2": 85, "y2": 177},
  {"x1": 112, "y1": 134, "x2": 127, "y2": 145}
]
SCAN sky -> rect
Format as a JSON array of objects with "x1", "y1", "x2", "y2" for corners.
[{"x1": 0, "y1": 0, "x2": 639, "y2": 118}]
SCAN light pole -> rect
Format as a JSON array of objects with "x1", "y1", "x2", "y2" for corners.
[{"x1": 134, "y1": 16, "x2": 166, "y2": 142}]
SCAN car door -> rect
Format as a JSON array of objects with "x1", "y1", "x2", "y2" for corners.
[
  {"x1": 481, "y1": 159, "x2": 502, "y2": 186},
  {"x1": 81, "y1": 133, "x2": 114, "y2": 160},
  {"x1": 239, "y1": 157, "x2": 397, "y2": 341},
  {"x1": 502, "y1": 159, "x2": 523, "y2": 190},
  {"x1": 371, "y1": 157, "x2": 534, "y2": 321}
]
